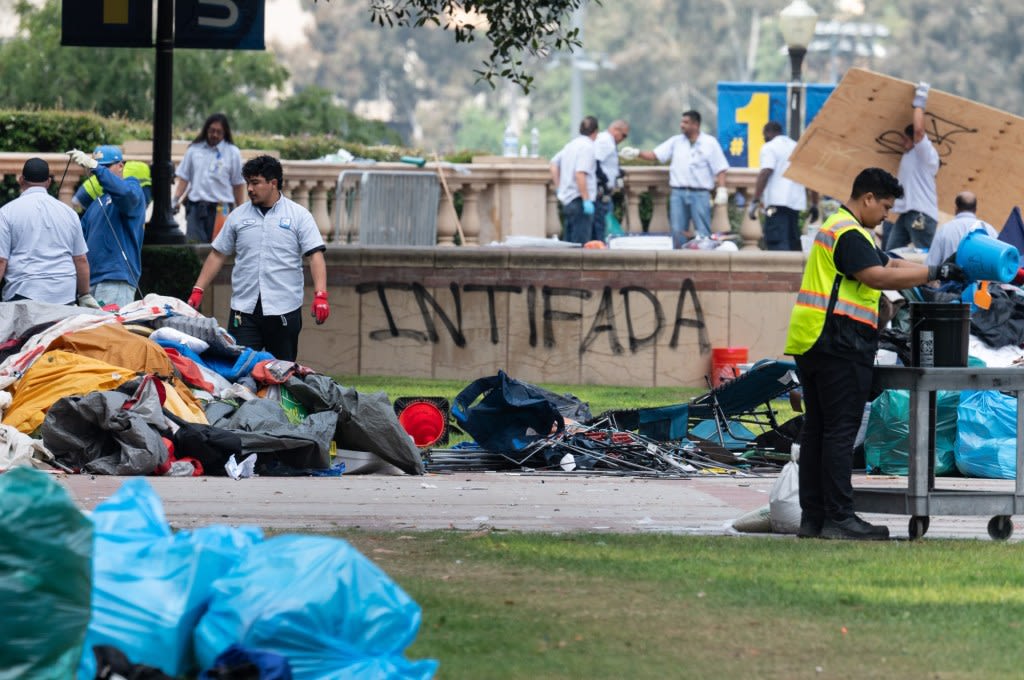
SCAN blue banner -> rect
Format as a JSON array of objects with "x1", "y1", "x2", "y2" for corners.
[
  {"x1": 61, "y1": 0, "x2": 153, "y2": 48},
  {"x1": 175, "y1": 0, "x2": 265, "y2": 50},
  {"x1": 717, "y1": 82, "x2": 835, "y2": 168}
]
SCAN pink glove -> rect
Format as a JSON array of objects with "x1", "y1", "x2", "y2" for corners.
[
  {"x1": 187, "y1": 286, "x2": 203, "y2": 309},
  {"x1": 312, "y1": 291, "x2": 330, "y2": 325}
]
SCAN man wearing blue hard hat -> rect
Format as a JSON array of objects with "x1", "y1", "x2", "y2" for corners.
[{"x1": 67, "y1": 145, "x2": 146, "y2": 309}]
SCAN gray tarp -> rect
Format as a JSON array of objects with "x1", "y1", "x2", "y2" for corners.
[
  {"x1": 206, "y1": 398, "x2": 336, "y2": 471},
  {"x1": 40, "y1": 379, "x2": 168, "y2": 475},
  {"x1": 284, "y1": 374, "x2": 425, "y2": 475}
]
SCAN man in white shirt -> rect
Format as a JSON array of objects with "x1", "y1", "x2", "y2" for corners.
[
  {"x1": 0, "y1": 158, "x2": 97, "y2": 307},
  {"x1": 749, "y1": 121, "x2": 819, "y2": 251},
  {"x1": 633, "y1": 110, "x2": 730, "y2": 248},
  {"x1": 172, "y1": 113, "x2": 247, "y2": 244},
  {"x1": 593, "y1": 119, "x2": 630, "y2": 242},
  {"x1": 925, "y1": 191, "x2": 998, "y2": 267},
  {"x1": 550, "y1": 116, "x2": 600, "y2": 244},
  {"x1": 187, "y1": 155, "x2": 328, "y2": 361},
  {"x1": 884, "y1": 82, "x2": 940, "y2": 251}
]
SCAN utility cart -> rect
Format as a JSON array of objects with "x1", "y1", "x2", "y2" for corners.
[{"x1": 854, "y1": 366, "x2": 1024, "y2": 540}]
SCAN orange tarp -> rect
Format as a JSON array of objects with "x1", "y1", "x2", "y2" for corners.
[{"x1": 3, "y1": 350, "x2": 137, "y2": 434}]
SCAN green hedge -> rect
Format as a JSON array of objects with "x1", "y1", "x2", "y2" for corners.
[
  {"x1": 0, "y1": 110, "x2": 148, "y2": 153},
  {"x1": 139, "y1": 246, "x2": 202, "y2": 301}
]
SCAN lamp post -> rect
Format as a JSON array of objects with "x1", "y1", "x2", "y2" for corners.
[{"x1": 779, "y1": 0, "x2": 818, "y2": 141}]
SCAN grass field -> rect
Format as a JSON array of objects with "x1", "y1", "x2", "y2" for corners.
[{"x1": 344, "y1": 530, "x2": 1024, "y2": 679}]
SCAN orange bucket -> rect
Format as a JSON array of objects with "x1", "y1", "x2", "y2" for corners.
[{"x1": 711, "y1": 347, "x2": 748, "y2": 388}]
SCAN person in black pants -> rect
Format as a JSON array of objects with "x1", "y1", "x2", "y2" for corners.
[{"x1": 784, "y1": 167, "x2": 966, "y2": 540}]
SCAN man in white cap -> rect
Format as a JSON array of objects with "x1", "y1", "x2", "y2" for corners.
[
  {"x1": 0, "y1": 157, "x2": 98, "y2": 307},
  {"x1": 68, "y1": 145, "x2": 146, "y2": 308}
]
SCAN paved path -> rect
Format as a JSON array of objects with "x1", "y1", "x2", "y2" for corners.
[{"x1": 57, "y1": 471, "x2": 1022, "y2": 541}]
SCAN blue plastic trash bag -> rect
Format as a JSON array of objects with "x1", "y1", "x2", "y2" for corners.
[
  {"x1": 194, "y1": 534, "x2": 439, "y2": 679},
  {"x1": 78, "y1": 478, "x2": 264, "y2": 679},
  {"x1": 956, "y1": 390, "x2": 1018, "y2": 479},
  {"x1": 0, "y1": 467, "x2": 92, "y2": 680},
  {"x1": 864, "y1": 389, "x2": 959, "y2": 476}
]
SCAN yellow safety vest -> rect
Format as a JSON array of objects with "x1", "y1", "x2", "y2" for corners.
[{"x1": 785, "y1": 210, "x2": 881, "y2": 356}]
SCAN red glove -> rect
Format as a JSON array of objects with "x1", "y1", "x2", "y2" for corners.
[
  {"x1": 312, "y1": 291, "x2": 329, "y2": 325},
  {"x1": 1013, "y1": 268, "x2": 1024, "y2": 286},
  {"x1": 187, "y1": 286, "x2": 204, "y2": 309}
]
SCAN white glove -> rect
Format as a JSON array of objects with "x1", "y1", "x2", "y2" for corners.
[
  {"x1": 171, "y1": 195, "x2": 182, "y2": 212},
  {"x1": 618, "y1": 146, "x2": 640, "y2": 161},
  {"x1": 912, "y1": 81, "x2": 930, "y2": 109},
  {"x1": 67, "y1": 149, "x2": 98, "y2": 170},
  {"x1": 76, "y1": 293, "x2": 101, "y2": 309},
  {"x1": 714, "y1": 186, "x2": 729, "y2": 206}
]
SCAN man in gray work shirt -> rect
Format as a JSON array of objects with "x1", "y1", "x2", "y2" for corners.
[{"x1": 187, "y1": 155, "x2": 329, "y2": 362}]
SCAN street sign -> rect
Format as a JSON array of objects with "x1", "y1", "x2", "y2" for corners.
[
  {"x1": 174, "y1": 0, "x2": 265, "y2": 50},
  {"x1": 61, "y1": 0, "x2": 154, "y2": 48},
  {"x1": 717, "y1": 82, "x2": 835, "y2": 168}
]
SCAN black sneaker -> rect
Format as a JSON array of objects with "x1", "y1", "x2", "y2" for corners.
[
  {"x1": 821, "y1": 516, "x2": 889, "y2": 541},
  {"x1": 797, "y1": 515, "x2": 824, "y2": 538}
]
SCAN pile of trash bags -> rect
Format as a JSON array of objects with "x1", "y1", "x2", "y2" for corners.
[{"x1": 0, "y1": 468, "x2": 437, "y2": 679}]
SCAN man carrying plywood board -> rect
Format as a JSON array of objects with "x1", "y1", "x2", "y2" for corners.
[{"x1": 786, "y1": 68, "x2": 1022, "y2": 232}]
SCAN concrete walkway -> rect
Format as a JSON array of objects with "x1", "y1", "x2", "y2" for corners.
[{"x1": 57, "y1": 471, "x2": 1020, "y2": 541}]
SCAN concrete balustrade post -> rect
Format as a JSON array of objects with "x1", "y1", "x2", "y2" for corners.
[
  {"x1": 460, "y1": 184, "x2": 484, "y2": 246},
  {"x1": 624, "y1": 186, "x2": 643, "y2": 233},
  {"x1": 436, "y1": 171, "x2": 459, "y2": 246},
  {"x1": 546, "y1": 186, "x2": 562, "y2": 239},
  {"x1": 712, "y1": 189, "x2": 732, "y2": 235},
  {"x1": 738, "y1": 189, "x2": 764, "y2": 250},
  {"x1": 309, "y1": 180, "x2": 331, "y2": 242},
  {"x1": 648, "y1": 185, "x2": 670, "y2": 233}
]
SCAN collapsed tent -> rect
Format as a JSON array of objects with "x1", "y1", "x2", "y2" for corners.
[{"x1": 0, "y1": 295, "x2": 424, "y2": 477}]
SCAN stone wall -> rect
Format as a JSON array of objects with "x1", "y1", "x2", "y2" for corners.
[{"x1": 200, "y1": 246, "x2": 806, "y2": 386}]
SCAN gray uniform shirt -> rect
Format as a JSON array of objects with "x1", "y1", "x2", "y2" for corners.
[
  {"x1": 211, "y1": 195, "x2": 325, "y2": 315},
  {"x1": 0, "y1": 186, "x2": 88, "y2": 304},
  {"x1": 175, "y1": 141, "x2": 245, "y2": 204}
]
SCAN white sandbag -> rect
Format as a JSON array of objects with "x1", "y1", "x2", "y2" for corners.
[
  {"x1": 769, "y1": 460, "x2": 801, "y2": 534},
  {"x1": 732, "y1": 505, "x2": 772, "y2": 533}
]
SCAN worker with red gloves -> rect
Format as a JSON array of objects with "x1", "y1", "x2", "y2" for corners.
[{"x1": 187, "y1": 155, "x2": 328, "y2": 362}]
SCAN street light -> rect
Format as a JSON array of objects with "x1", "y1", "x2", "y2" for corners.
[{"x1": 779, "y1": 0, "x2": 818, "y2": 140}]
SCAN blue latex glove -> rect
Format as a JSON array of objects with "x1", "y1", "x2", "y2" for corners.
[{"x1": 582, "y1": 199, "x2": 595, "y2": 216}]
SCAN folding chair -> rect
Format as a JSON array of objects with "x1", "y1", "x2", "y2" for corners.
[{"x1": 685, "y1": 359, "x2": 800, "y2": 450}]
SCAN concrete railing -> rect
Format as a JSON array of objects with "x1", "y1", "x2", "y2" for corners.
[{"x1": 0, "y1": 151, "x2": 767, "y2": 248}]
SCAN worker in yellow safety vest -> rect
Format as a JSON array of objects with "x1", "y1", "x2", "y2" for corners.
[{"x1": 784, "y1": 167, "x2": 966, "y2": 541}]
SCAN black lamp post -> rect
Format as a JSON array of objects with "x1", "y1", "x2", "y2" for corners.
[{"x1": 779, "y1": 0, "x2": 818, "y2": 141}]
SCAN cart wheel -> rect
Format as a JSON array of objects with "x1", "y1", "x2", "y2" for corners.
[
  {"x1": 908, "y1": 516, "x2": 930, "y2": 540},
  {"x1": 987, "y1": 515, "x2": 1014, "y2": 541}
]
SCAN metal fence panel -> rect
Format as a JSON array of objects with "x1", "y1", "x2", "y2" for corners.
[{"x1": 333, "y1": 170, "x2": 439, "y2": 245}]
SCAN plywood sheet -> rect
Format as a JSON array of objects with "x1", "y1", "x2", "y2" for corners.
[{"x1": 786, "y1": 68, "x2": 1024, "y2": 227}]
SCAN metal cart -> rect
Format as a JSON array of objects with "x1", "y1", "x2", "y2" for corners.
[{"x1": 854, "y1": 366, "x2": 1024, "y2": 540}]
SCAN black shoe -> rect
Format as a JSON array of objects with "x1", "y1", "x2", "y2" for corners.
[
  {"x1": 797, "y1": 515, "x2": 824, "y2": 538},
  {"x1": 821, "y1": 516, "x2": 889, "y2": 541}
]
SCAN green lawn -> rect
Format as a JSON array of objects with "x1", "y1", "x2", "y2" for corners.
[{"x1": 345, "y1": 530, "x2": 1024, "y2": 680}]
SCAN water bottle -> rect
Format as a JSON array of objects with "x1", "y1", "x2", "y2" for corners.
[
  {"x1": 519, "y1": 144, "x2": 528, "y2": 157},
  {"x1": 530, "y1": 127, "x2": 540, "y2": 157},
  {"x1": 502, "y1": 125, "x2": 518, "y2": 157}
]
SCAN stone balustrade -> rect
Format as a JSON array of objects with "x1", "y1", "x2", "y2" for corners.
[{"x1": 0, "y1": 151, "x2": 766, "y2": 248}]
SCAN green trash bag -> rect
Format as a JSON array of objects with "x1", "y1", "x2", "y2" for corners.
[
  {"x1": 0, "y1": 467, "x2": 93, "y2": 679},
  {"x1": 606, "y1": 211, "x2": 624, "y2": 238},
  {"x1": 863, "y1": 389, "x2": 959, "y2": 476}
]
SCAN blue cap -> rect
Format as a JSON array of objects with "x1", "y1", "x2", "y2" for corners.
[{"x1": 92, "y1": 145, "x2": 124, "y2": 166}]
